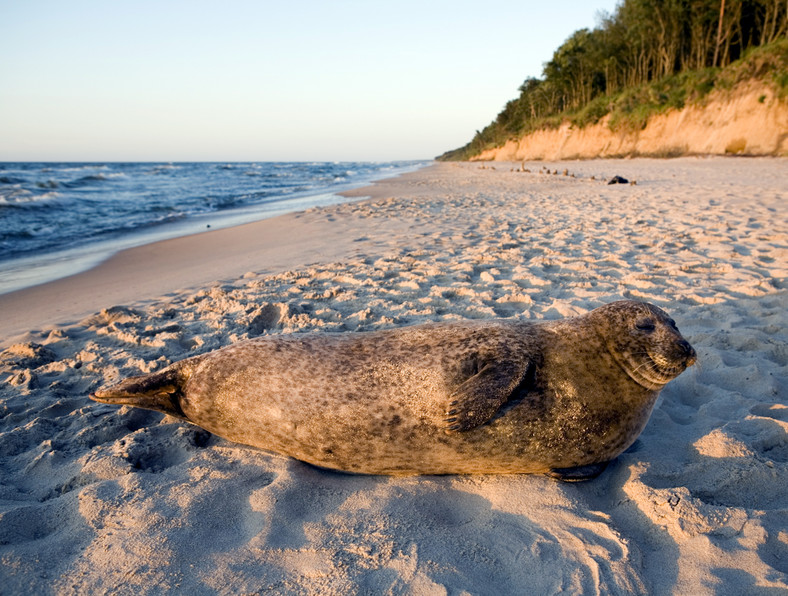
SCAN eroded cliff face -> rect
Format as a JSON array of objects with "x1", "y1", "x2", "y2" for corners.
[{"x1": 472, "y1": 83, "x2": 788, "y2": 161}]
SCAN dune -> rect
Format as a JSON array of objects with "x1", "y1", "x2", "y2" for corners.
[{"x1": 1, "y1": 157, "x2": 786, "y2": 594}]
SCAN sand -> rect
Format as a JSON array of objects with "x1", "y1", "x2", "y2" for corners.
[{"x1": 1, "y1": 157, "x2": 787, "y2": 594}]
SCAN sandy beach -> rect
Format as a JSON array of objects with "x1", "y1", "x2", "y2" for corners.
[{"x1": 1, "y1": 157, "x2": 787, "y2": 594}]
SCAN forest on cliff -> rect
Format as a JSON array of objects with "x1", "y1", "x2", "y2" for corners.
[{"x1": 440, "y1": 0, "x2": 787, "y2": 160}]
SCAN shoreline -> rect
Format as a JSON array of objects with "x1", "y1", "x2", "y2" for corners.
[
  {"x1": 1, "y1": 156, "x2": 786, "y2": 594},
  {"x1": 0, "y1": 161, "x2": 428, "y2": 298},
  {"x1": 0, "y1": 165, "x2": 434, "y2": 345},
  {"x1": 3, "y1": 156, "x2": 786, "y2": 344}
]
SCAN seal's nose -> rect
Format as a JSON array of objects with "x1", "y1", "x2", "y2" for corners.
[{"x1": 677, "y1": 339, "x2": 696, "y2": 365}]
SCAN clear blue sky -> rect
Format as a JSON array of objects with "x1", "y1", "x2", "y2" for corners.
[{"x1": 0, "y1": 1, "x2": 619, "y2": 161}]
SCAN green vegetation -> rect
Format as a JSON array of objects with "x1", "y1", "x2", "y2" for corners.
[{"x1": 439, "y1": 0, "x2": 788, "y2": 161}]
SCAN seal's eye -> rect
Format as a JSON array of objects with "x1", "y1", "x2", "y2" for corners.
[{"x1": 636, "y1": 318, "x2": 656, "y2": 332}]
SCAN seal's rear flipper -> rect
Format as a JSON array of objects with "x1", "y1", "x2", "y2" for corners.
[
  {"x1": 90, "y1": 366, "x2": 187, "y2": 420},
  {"x1": 546, "y1": 461, "x2": 610, "y2": 482}
]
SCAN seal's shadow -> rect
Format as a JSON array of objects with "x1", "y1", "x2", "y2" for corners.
[{"x1": 255, "y1": 456, "x2": 663, "y2": 592}]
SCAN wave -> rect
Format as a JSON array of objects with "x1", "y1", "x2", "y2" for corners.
[
  {"x1": 58, "y1": 165, "x2": 109, "y2": 172},
  {"x1": 0, "y1": 189, "x2": 60, "y2": 206},
  {"x1": 62, "y1": 175, "x2": 104, "y2": 189},
  {"x1": 204, "y1": 194, "x2": 251, "y2": 211},
  {"x1": 147, "y1": 165, "x2": 180, "y2": 175},
  {"x1": 114, "y1": 211, "x2": 188, "y2": 232}
]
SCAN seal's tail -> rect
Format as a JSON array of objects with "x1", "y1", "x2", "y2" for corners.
[{"x1": 90, "y1": 365, "x2": 188, "y2": 420}]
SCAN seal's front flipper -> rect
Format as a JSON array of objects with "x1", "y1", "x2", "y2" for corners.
[
  {"x1": 91, "y1": 366, "x2": 187, "y2": 420},
  {"x1": 546, "y1": 461, "x2": 610, "y2": 482},
  {"x1": 445, "y1": 359, "x2": 531, "y2": 432}
]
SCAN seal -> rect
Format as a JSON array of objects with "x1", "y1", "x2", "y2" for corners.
[{"x1": 91, "y1": 300, "x2": 696, "y2": 479}]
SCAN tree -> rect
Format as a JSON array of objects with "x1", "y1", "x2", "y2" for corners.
[{"x1": 439, "y1": 0, "x2": 788, "y2": 160}]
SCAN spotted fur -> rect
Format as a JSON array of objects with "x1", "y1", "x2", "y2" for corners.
[{"x1": 91, "y1": 300, "x2": 696, "y2": 476}]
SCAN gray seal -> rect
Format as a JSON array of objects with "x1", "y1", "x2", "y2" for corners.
[{"x1": 91, "y1": 300, "x2": 696, "y2": 480}]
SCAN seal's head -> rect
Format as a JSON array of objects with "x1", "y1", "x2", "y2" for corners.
[{"x1": 589, "y1": 300, "x2": 696, "y2": 390}]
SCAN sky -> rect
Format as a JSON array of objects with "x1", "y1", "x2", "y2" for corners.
[{"x1": 0, "y1": 0, "x2": 620, "y2": 162}]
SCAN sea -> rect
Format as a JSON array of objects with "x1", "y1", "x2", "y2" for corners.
[{"x1": 0, "y1": 161, "x2": 427, "y2": 295}]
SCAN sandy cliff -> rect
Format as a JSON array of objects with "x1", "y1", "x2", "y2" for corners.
[{"x1": 473, "y1": 83, "x2": 788, "y2": 161}]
